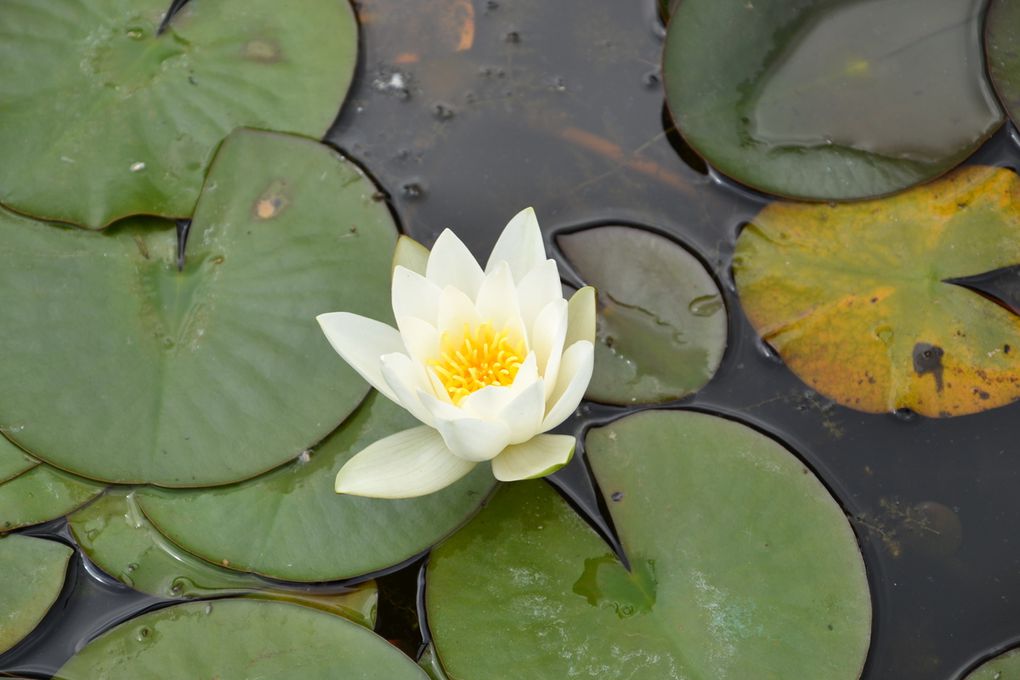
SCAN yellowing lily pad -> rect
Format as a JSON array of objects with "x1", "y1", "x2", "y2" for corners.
[
  {"x1": 427, "y1": 410, "x2": 871, "y2": 679},
  {"x1": 56, "y1": 599, "x2": 428, "y2": 679},
  {"x1": 136, "y1": 393, "x2": 496, "y2": 582},
  {"x1": 68, "y1": 490, "x2": 378, "y2": 627},
  {"x1": 0, "y1": 0, "x2": 357, "y2": 228},
  {"x1": 0, "y1": 464, "x2": 103, "y2": 531},
  {"x1": 987, "y1": 0, "x2": 1020, "y2": 129},
  {"x1": 0, "y1": 534, "x2": 72, "y2": 654},
  {"x1": 557, "y1": 226, "x2": 726, "y2": 404},
  {"x1": 734, "y1": 165, "x2": 1020, "y2": 417},
  {"x1": 0, "y1": 435, "x2": 37, "y2": 484},
  {"x1": 663, "y1": 0, "x2": 1003, "y2": 200},
  {"x1": 0, "y1": 130, "x2": 396, "y2": 486},
  {"x1": 964, "y1": 648, "x2": 1020, "y2": 679}
]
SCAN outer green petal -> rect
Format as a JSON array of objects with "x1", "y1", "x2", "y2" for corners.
[
  {"x1": 392, "y1": 235, "x2": 430, "y2": 275},
  {"x1": 566, "y1": 286, "x2": 597, "y2": 346},
  {"x1": 491, "y1": 434, "x2": 575, "y2": 481}
]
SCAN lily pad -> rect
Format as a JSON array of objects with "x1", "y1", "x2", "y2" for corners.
[
  {"x1": 427, "y1": 410, "x2": 871, "y2": 679},
  {"x1": 0, "y1": 464, "x2": 103, "y2": 531},
  {"x1": 964, "y1": 647, "x2": 1020, "y2": 679},
  {"x1": 136, "y1": 393, "x2": 496, "y2": 582},
  {"x1": 56, "y1": 599, "x2": 428, "y2": 679},
  {"x1": 662, "y1": 0, "x2": 1003, "y2": 200},
  {"x1": 557, "y1": 226, "x2": 726, "y2": 404},
  {"x1": 0, "y1": 129, "x2": 396, "y2": 486},
  {"x1": 987, "y1": 0, "x2": 1020, "y2": 129},
  {"x1": 0, "y1": 435, "x2": 37, "y2": 484},
  {"x1": 734, "y1": 165, "x2": 1020, "y2": 417},
  {"x1": 0, "y1": 0, "x2": 356, "y2": 229},
  {"x1": 68, "y1": 490, "x2": 378, "y2": 627},
  {"x1": 0, "y1": 534, "x2": 73, "y2": 654}
]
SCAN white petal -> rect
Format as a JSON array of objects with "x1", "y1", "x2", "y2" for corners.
[
  {"x1": 565, "y1": 286, "x2": 597, "y2": 346},
  {"x1": 485, "y1": 207, "x2": 545, "y2": 282},
  {"x1": 436, "y1": 285, "x2": 481, "y2": 341},
  {"x1": 397, "y1": 315, "x2": 440, "y2": 369},
  {"x1": 426, "y1": 229, "x2": 485, "y2": 299},
  {"x1": 542, "y1": 340, "x2": 594, "y2": 430},
  {"x1": 393, "y1": 266, "x2": 442, "y2": 328},
  {"x1": 335, "y1": 426, "x2": 476, "y2": 499},
  {"x1": 476, "y1": 261, "x2": 527, "y2": 341},
  {"x1": 435, "y1": 415, "x2": 512, "y2": 462},
  {"x1": 496, "y1": 378, "x2": 546, "y2": 445},
  {"x1": 426, "y1": 367, "x2": 454, "y2": 404},
  {"x1": 530, "y1": 299, "x2": 568, "y2": 400},
  {"x1": 380, "y1": 353, "x2": 434, "y2": 426},
  {"x1": 516, "y1": 259, "x2": 563, "y2": 330},
  {"x1": 491, "y1": 434, "x2": 575, "y2": 481},
  {"x1": 316, "y1": 312, "x2": 403, "y2": 402},
  {"x1": 392, "y1": 235, "x2": 430, "y2": 276}
]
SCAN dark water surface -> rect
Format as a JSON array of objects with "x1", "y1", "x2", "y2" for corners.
[{"x1": 4, "y1": 1, "x2": 1020, "y2": 678}]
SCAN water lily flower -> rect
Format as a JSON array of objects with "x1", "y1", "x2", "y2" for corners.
[{"x1": 317, "y1": 208, "x2": 595, "y2": 499}]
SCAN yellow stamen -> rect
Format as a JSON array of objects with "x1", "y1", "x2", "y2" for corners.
[{"x1": 429, "y1": 322, "x2": 525, "y2": 404}]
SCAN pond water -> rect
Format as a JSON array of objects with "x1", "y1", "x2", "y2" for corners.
[{"x1": 3, "y1": 0, "x2": 1020, "y2": 678}]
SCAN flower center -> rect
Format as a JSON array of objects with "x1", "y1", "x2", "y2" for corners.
[{"x1": 429, "y1": 322, "x2": 525, "y2": 404}]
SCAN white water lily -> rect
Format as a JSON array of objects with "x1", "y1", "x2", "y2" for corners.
[{"x1": 317, "y1": 207, "x2": 595, "y2": 499}]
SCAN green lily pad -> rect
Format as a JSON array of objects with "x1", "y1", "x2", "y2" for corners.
[
  {"x1": 69, "y1": 490, "x2": 378, "y2": 627},
  {"x1": 734, "y1": 165, "x2": 1020, "y2": 417},
  {"x1": 136, "y1": 393, "x2": 496, "y2": 582},
  {"x1": 0, "y1": 0, "x2": 356, "y2": 229},
  {"x1": 427, "y1": 410, "x2": 871, "y2": 678},
  {"x1": 0, "y1": 435, "x2": 37, "y2": 484},
  {"x1": 0, "y1": 464, "x2": 103, "y2": 531},
  {"x1": 557, "y1": 226, "x2": 726, "y2": 404},
  {"x1": 987, "y1": 0, "x2": 1020, "y2": 128},
  {"x1": 662, "y1": 0, "x2": 1003, "y2": 200},
  {"x1": 0, "y1": 129, "x2": 396, "y2": 486},
  {"x1": 0, "y1": 534, "x2": 73, "y2": 654},
  {"x1": 56, "y1": 599, "x2": 428, "y2": 680},
  {"x1": 964, "y1": 648, "x2": 1020, "y2": 679}
]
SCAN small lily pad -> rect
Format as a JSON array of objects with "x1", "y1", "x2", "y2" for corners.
[
  {"x1": 964, "y1": 647, "x2": 1020, "y2": 679},
  {"x1": 0, "y1": 534, "x2": 72, "y2": 654},
  {"x1": 0, "y1": 130, "x2": 396, "y2": 486},
  {"x1": 0, "y1": 464, "x2": 103, "y2": 531},
  {"x1": 69, "y1": 490, "x2": 378, "y2": 627},
  {"x1": 0, "y1": 435, "x2": 37, "y2": 484},
  {"x1": 987, "y1": 0, "x2": 1020, "y2": 129},
  {"x1": 137, "y1": 393, "x2": 496, "y2": 582},
  {"x1": 734, "y1": 165, "x2": 1020, "y2": 417},
  {"x1": 427, "y1": 410, "x2": 871, "y2": 678},
  {"x1": 557, "y1": 226, "x2": 726, "y2": 404},
  {"x1": 663, "y1": 0, "x2": 1003, "y2": 200},
  {"x1": 0, "y1": 0, "x2": 357, "y2": 228},
  {"x1": 56, "y1": 599, "x2": 428, "y2": 679}
]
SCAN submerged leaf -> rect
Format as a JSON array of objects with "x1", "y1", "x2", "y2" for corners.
[
  {"x1": 663, "y1": 0, "x2": 1002, "y2": 200},
  {"x1": 735, "y1": 165, "x2": 1020, "y2": 417}
]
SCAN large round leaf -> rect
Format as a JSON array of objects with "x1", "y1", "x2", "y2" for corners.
[
  {"x1": 965, "y1": 648, "x2": 1020, "y2": 679},
  {"x1": 137, "y1": 393, "x2": 496, "y2": 582},
  {"x1": 0, "y1": 435, "x2": 36, "y2": 484},
  {"x1": 69, "y1": 490, "x2": 378, "y2": 627},
  {"x1": 427, "y1": 410, "x2": 871, "y2": 679},
  {"x1": 0, "y1": 464, "x2": 103, "y2": 531},
  {"x1": 56, "y1": 599, "x2": 428, "y2": 679},
  {"x1": 0, "y1": 0, "x2": 356, "y2": 229},
  {"x1": 987, "y1": 0, "x2": 1020, "y2": 129},
  {"x1": 734, "y1": 165, "x2": 1020, "y2": 417},
  {"x1": 662, "y1": 0, "x2": 1003, "y2": 200},
  {"x1": 0, "y1": 130, "x2": 396, "y2": 486},
  {"x1": 0, "y1": 534, "x2": 72, "y2": 654},
  {"x1": 557, "y1": 226, "x2": 726, "y2": 404}
]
